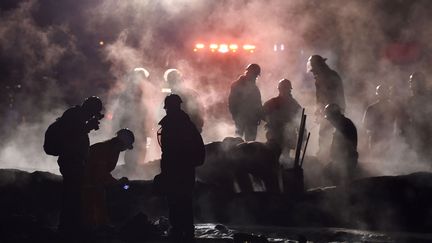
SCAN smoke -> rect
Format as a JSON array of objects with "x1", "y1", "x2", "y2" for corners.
[{"x1": 0, "y1": 0, "x2": 432, "y2": 182}]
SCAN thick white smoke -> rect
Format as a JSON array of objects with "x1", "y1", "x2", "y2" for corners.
[{"x1": 0, "y1": 0, "x2": 431, "y2": 179}]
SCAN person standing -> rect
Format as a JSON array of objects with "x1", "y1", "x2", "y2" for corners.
[
  {"x1": 56, "y1": 96, "x2": 104, "y2": 233},
  {"x1": 362, "y1": 84, "x2": 397, "y2": 152},
  {"x1": 157, "y1": 94, "x2": 205, "y2": 241},
  {"x1": 164, "y1": 68, "x2": 205, "y2": 133},
  {"x1": 262, "y1": 79, "x2": 302, "y2": 149},
  {"x1": 228, "y1": 63, "x2": 263, "y2": 141},
  {"x1": 307, "y1": 55, "x2": 345, "y2": 161}
]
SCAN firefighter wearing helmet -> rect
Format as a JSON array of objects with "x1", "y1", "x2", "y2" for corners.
[
  {"x1": 323, "y1": 103, "x2": 358, "y2": 184},
  {"x1": 163, "y1": 69, "x2": 205, "y2": 133},
  {"x1": 307, "y1": 55, "x2": 345, "y2": 161},
  {"x1": 111, "y1": 67, "x2": 159, "y2": 178},
  {"x1": 157, "y1": 93, "x2": 205, "y2": 241},
  {"x1": 82, "y1": 128, "x2": 134, "y2": 230},
  {"x1": 55, "y1": 96, "x2": 105, "y2": 232},
  {"x1": 228, "y1": 63, "x2": 263, "y2": 141},
  {"x1": 400, "y1": 71, "x2": 432, "y2": 160},
  {"x1": 362, "y1": 83, "x2": 397, "y2": 151},
  {"x1": 262, "y1": 79, "x2": 302, "y2": 148}
]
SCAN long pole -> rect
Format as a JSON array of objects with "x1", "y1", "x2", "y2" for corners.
[
  {"x1": 300, "y1": 132, "x2": 311, "y2": 168},
  {"x1": 294, "y1": 109, "x2": 306, "y2": 169}
]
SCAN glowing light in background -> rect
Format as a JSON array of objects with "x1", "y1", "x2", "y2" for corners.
[
  {"x1": 243, "y1": 44, "x2": 256, "y2": 53},
  {"x1": 99, "y1": 41, "x2": 104, "y2": 46},
  {"x1": 194, "y1": 43, "x2": 205, "y2": 52},
  {"x1": 106, "y1": 112, "x2": 113, "y2": 120},
  {"x1": 229, "y1": 44, "x2": 238, "y2": 52},
  {"x1": 209, "y1": 43, "x2": 218, "y2": 52},
  {"x1": 218, "y1": 44, "x2": 229, "y2": 53},
  {"x1": 193, "y1": 42, "x2": 256, "y2": 53}
]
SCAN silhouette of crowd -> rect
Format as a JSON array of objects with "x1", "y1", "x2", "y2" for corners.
[{"x1": 42, "y1": 57, "x2": 432, "y2": 241}]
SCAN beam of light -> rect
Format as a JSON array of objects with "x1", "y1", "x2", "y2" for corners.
[{"x1": 218, "y1": 44, "x2": 229, "y2": 53}]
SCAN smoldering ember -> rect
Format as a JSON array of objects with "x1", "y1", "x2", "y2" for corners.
[{"x1": 1, "y1": 0, "x2": 432, "y2": 242}]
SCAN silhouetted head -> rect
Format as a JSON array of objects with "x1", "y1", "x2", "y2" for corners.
[
  {"x1": 164, "y1": 94, "x2": 182, "y2": 111},
  {"x1": 324, "y1": 103, "x2": 342, "y2": 122},
  {"x1": 82, "y1": 96, "x2": 103, "y2": 119},
  {"x1": 375, "y1": 84, "x2": 390, "y2": 100},
  {"x1": 164, "y1": 69, "x2": 182, "y2": 88},
  {"x1": 116, "y1": 128, "x2": 135, "y2": 151},
  {"x1": 307, "y1": 55, "x2": 327, "y2": 73},
  {"x1": 409, "y1": 72, "x2": 427, "y2": 95},
  {"x1": 278, "y1": 79, "x2": 292, "y2": 97},
  {"x1": 245, "y1": 63, "x2": 261, "y2": 78}
]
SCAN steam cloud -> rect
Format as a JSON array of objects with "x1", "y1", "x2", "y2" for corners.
[{"x1": 0, "y1": 0, "x2": 431, "y2": 179}]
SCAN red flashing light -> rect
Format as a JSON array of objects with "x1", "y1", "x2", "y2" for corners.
[
  {"x1": 195, "y1": 43, "x2": 205, "y2": 49},
  {"x1": 243, "y1": 44, "x2": 256, "y2": 50},
  {"x1": 193, "y1": 42, "x2": 256, "y2": 53},
  {"x1": 229, "y1": 44, "x2": 238, "y2": 51}
]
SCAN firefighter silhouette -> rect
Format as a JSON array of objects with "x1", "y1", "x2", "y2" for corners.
[
  {"x1": 156, "y1": 94, "x2": 205, "y2": 241},
  {"x1": 324, "y1": 104, "x2": 358, "y2": 184},
  {"x1": 228, "y1": 63, "x2": 263, "y2": 141},
  {"x1": 307, "y1": 55, "x2": 345, "y2": 161},
  {"x1": 263, "y1": 79, "x2": 302, "y2": 149},
  {"x1": 56, "y1": 96, "x2": 104, "y2": 233},
  {"x1": 164, "y1": 69, "x2": 205, "y2": 133},
  {"x1": 82, "y1": 129, "x2": 134, "y2": 230}
]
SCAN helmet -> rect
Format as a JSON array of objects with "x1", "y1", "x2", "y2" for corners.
[
  {"x1": 131, "y1": 67, "x2": 150, "y2": 84},
  {"x1": 82, "y1": 96, "x2": 103, "y2": 115},
  {"x1": 116, "y1": 128, "x2": 135, "y2": 150},
  {"x1": 164, "y1": 69, "x2": 182, "y2": 84},
  {"x1": 278, "y1": 79, "x2": 292, "y2": 91},
  {"x1": 164, "y1": 94, "x2": 182, "y2": 109},
  {"x1": 133, "y1": 67, "x2": 150, "y2": 79},
  {"x1": 245, "y1": 63, "x2": 261, "y2": 76},
  {"x1": 409, "y1": 71, "x2": 426, "y2": 90},
  {"x1": 307, "y1": 55, "x2": 327, "y2": 72},
  {"x1": 410, "y1": 72, "x2": 426, "y2": 82},
  {"x1": 375, "y1": 84, "x2": 390, "y2": 97},
  {"x1": 323, "y1": 103, "x2": 341, "y2": 119}
]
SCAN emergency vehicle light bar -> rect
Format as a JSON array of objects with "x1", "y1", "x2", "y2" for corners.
[{"x1": 193, "y1": 43, "x2": 255, "y2": 53}]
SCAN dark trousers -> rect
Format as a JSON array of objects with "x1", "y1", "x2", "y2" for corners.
[
  {"x1": 318, "y1": 119, "x2": 332, "y2": 160},
  {"x1": 167, "y1": 192, "x2": 194, "y2": 240},
  {"x1": 58, "y1": 164, "x2": 84, "y2": 232},
  {"x1": 235, "y1": 120, "x2": 257, "y2": 141}
]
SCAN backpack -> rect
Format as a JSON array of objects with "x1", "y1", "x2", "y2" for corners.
[
  {"x1": 158, "y1": 121, "x2": 205, "y2": 167},
  {"x1": 43, "y1": 118, "x2": 65, "y2": 156},
  {"x1": 184, "y1": 122, "x2": 206, "y2": 167}
]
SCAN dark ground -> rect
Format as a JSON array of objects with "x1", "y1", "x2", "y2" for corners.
[{"x1": 1, "y1": 168, "x2": 432, "y2": 242}]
